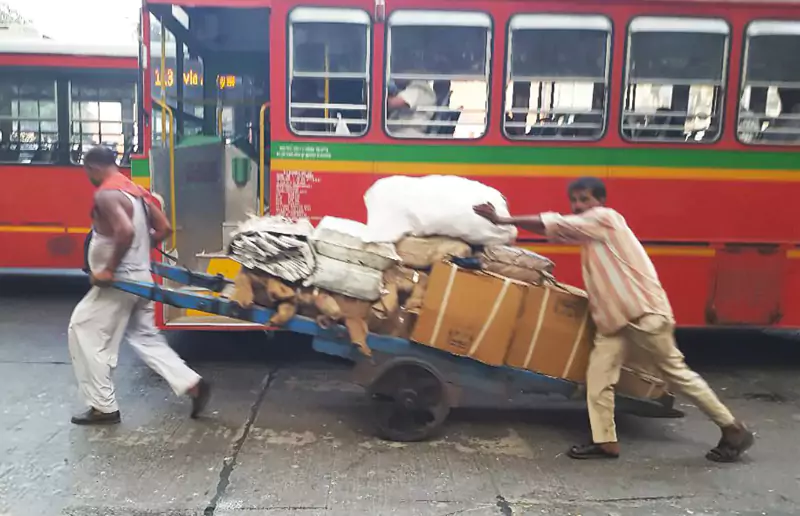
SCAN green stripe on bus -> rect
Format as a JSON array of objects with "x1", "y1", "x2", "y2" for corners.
[
  {"x1": 271, "y1": 141, "x2": 799, "y2": 170},
  {"x1": 131, "y1": 156, "x2": 149, "y2": 178}
]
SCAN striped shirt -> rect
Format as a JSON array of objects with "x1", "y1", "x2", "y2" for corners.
[{"x1": 540, "y1": 207, "x2": 673, "y2": 336}]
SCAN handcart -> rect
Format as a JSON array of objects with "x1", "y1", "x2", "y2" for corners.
[{"x1": 113, "y1": 262, "x2": 684, "y2": 442}]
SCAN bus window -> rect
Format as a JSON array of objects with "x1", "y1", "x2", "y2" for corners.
[
  {"x1": 70, "y1": 80, "x2": 137, "y2": 165},
  {"x1": 386, "y1": 10, "x2": 491, "y2": 139},
  {"x1": 622, "y1": 17, "x2": 729, "y2": 143},
  {"x1": 0, "y1": 78, "x2": 58, "y2": 164},
  {"x1": 504, "y1": 14, "x2": 610, "y2": 141},
  {"x1": 288, "y1": 7, "x2": 371, "y2": 137},
  {"x1": 738, "y1": 21, "x2": 800, "y2": 145},
  {"x1": 181, "y1": 43, "x2": 205, "y2": 138}
]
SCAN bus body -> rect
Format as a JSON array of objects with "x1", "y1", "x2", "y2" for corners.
[
  {"x1": 139, "y1": 0, "x2": 800, "y2": 330},
  {"x1": 0, "y1": 36, "x2": 140, "y2": 271}
]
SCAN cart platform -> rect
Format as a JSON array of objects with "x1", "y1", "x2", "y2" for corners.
[{"x1": 112, "y1": 262, "x2": 683, "y2": 441}]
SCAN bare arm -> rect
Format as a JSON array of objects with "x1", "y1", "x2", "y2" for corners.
[
  {"x1": 387, "y1": 95, "x2": 409, "y2": 110},
  {"x1": 494, "y1": 214, "x2": 547, "y2": 235},
  {"x1": 148, "y1": 202, "x2": 173, "y2": 245},
  {"x1": 474, "y1": 203, "x2": 609, "y2": 243},
  {"x1": 474, "y1": 203, "x2": 546, "y2": 235},
  {"x1": 95, "y1": 190, "x2": 134, "y2": 272}
]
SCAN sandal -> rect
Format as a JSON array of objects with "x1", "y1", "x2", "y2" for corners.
[
  {"x1": 568, "y1": 443, "x2": 619, "y2": 460},
  {"x1": 706, "y1": 430, "x2": 754, "y2": 463}
]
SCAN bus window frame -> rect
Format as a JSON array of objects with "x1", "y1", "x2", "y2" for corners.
[
  {"x1": 737, "y1": 19, "x2": 800, "y2": 147},
  {"x1": 68, "y1": 76, "x2": 138, "y2": 166},
  {"x1": 0, "y1": 66, "x2": 138, "y2": 168},
  {"x1": 382, "y1": 8, "x2": 494, "y2": 142},
  {"x1": 286, "y1": 6, "x2": 373, "y2": 139},
  {"x1": 502, "y1": 13, "x2": 612, "y2": 143},
  {"x1": 0, "y1": 70, "x2": 61, "y2": 165},
  {"x1": 619, "y1": 15, "x2": 731, "y2": 145}
]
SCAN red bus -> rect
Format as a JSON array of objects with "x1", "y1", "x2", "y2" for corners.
[
  {"x1": 137, "y1": 0, "x2": 800, "y2": 330},
  {"x1": 0, "y1": 36, "x2": 140, "y2": 272}
]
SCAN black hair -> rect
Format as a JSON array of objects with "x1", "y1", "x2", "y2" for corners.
[
  {"x1": 568, "y1": 177, "x2": 607, "y2": 202},
  {"x1": 83, "y1": 146, "x2": 117, "y2": 167}
]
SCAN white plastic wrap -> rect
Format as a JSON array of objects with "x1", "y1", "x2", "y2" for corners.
[
  {"x1": 304, "y1": 255, "x2": 384, "y2": 301},
  {"x1": 311, "y1": 216, "x2": 400, "y2": 271},
  {"x1": 362, "y1": 175, "x2": 518, "y2": 245}
]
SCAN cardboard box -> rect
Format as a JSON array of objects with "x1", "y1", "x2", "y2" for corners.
[
  {"x1": 369, "y1": 308, "x2": 418, "y2": 340},
  {"x1": 617, "y1": 366, "x2": 668, "y2": 400},
  {"x1": 412, "y1": 262, "x2": 526, "y2": 366},
  {"x1": 505, "y1": 282, "x2": 594, "y2": 382}
]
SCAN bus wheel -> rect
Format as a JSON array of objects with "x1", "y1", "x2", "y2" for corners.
[{"x1": 367, "y1": 363, "x2": 450, "y2": 442}]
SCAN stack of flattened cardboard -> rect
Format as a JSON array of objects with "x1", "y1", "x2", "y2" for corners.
[{"x1": 412, "y1": 262, "x2": 669, "y2": 400}]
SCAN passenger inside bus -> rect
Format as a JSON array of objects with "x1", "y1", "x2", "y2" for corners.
[
  {"x1": 430, "y1": 80, "x2": 460, "y2": 137},
  {"x1": 386, "y1": 18, "x2": 487, "y2": 139},
  {"x1": 560, "y1": 85, "x2": 606, "y2": 138},
  {"x1": 386, "y1": 78, "x2": 437, "y2": 137},
  {"x1": 762, "y1": 88, "x2": 800, "y2": 143}
]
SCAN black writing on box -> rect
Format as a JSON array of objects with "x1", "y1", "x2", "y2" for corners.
[
  {"x1": 446, "y1": 328, "x2": 475, "y2": 352},
  {"x1": 553, "y1": 299, "x2": 583, "y2": 319}
]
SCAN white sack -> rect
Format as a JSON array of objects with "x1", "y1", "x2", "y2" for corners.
[
  {"x1": 362, "y1": 175, "x2": 518, "y2": 245},
  {"x1": 311, "y1": 216, "x2": 400, "y2": 271}
]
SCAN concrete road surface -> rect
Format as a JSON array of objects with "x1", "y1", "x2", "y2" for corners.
[{"x1": 1, "y1": 275, "x2": 799, "y2": 516}]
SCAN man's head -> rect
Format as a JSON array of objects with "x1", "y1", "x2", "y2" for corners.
[
  {"x1": 567, "y1": 177, "x2": 606, "y2": 214},
  {"x1": 83, "y1": 146, "x2": 118, "y2": 187}
]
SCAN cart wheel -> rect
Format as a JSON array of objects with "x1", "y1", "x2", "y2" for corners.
[{"x1": 368, "y1": 363, "x2": 450, "y2": 442}]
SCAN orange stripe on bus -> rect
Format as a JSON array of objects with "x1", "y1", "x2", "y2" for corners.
[
  {"x1": 524, "y1": 244, "x2": 716, "y2": 257},
  {"x1": 271, "y1": 159, "x2": 800, "y2": 182},
  {"x1": 0, "y1": 226, "x2": 91, "y2": 234}
]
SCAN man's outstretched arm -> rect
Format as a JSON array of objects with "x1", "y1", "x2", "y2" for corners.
[
  {"x1": 474, "y1": 203, "x2": 547, "y2": 235},
  {"x1": 473, "y1": 203, "x2": 609, "y2": 243}
]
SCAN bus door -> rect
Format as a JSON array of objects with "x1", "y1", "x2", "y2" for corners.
[{"x1": 148, "y1": 4, "x2": 270, "y2": 276}]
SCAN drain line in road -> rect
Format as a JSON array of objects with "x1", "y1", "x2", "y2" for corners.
[{"x1": 204, "y1": 368, "x2": 277, "y2": 516}]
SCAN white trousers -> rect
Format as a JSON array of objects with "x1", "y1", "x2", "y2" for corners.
[{"x1": 68, "y1": 285, "x2": 201, "y2": 413}]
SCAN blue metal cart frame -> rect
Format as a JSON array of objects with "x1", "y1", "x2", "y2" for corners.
[{"x1": 113, "y1": 263, "x2": 683, "y2": 442}]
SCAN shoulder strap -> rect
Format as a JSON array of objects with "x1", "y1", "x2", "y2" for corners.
[{"x1": 139, "y1": 196, "x2": 153, "y2": 229}]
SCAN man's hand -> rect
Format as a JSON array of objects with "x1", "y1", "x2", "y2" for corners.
[
  {"x1": 148, "y1": 197, "x2": 173, "y2": 246},
  {"x1": 90, "y1": 269, "x2": 115, "y2": 287},
  {"x1": 475, "y1": 203, "x2": 550, "y2": 236},
  {"x1": 473, "y1": 203, "x2": 500, "y2": 224}
]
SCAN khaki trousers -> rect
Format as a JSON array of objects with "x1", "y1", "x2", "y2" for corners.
[{"x1": 586, "y1": 314, "x2": 736, "y2": 444}]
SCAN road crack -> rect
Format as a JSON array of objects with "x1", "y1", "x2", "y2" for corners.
[
  {"x1": 587, "y1": 494, "x2": 692, "y2": 503},
  {"x1": 204, "y1": 367, "x2": 277, "y2": 516}
]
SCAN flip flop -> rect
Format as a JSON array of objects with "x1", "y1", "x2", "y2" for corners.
[
  {"x1": 706, "y1": 430, "x2": 755, "y2": 463},
  {"x1": 568, "y1": 443, "x2": 620, "y2": 460}
]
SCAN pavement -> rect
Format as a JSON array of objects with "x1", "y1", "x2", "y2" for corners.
[{"x1": 1, "y1": 275, "x2": 799, "y2": 516}]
